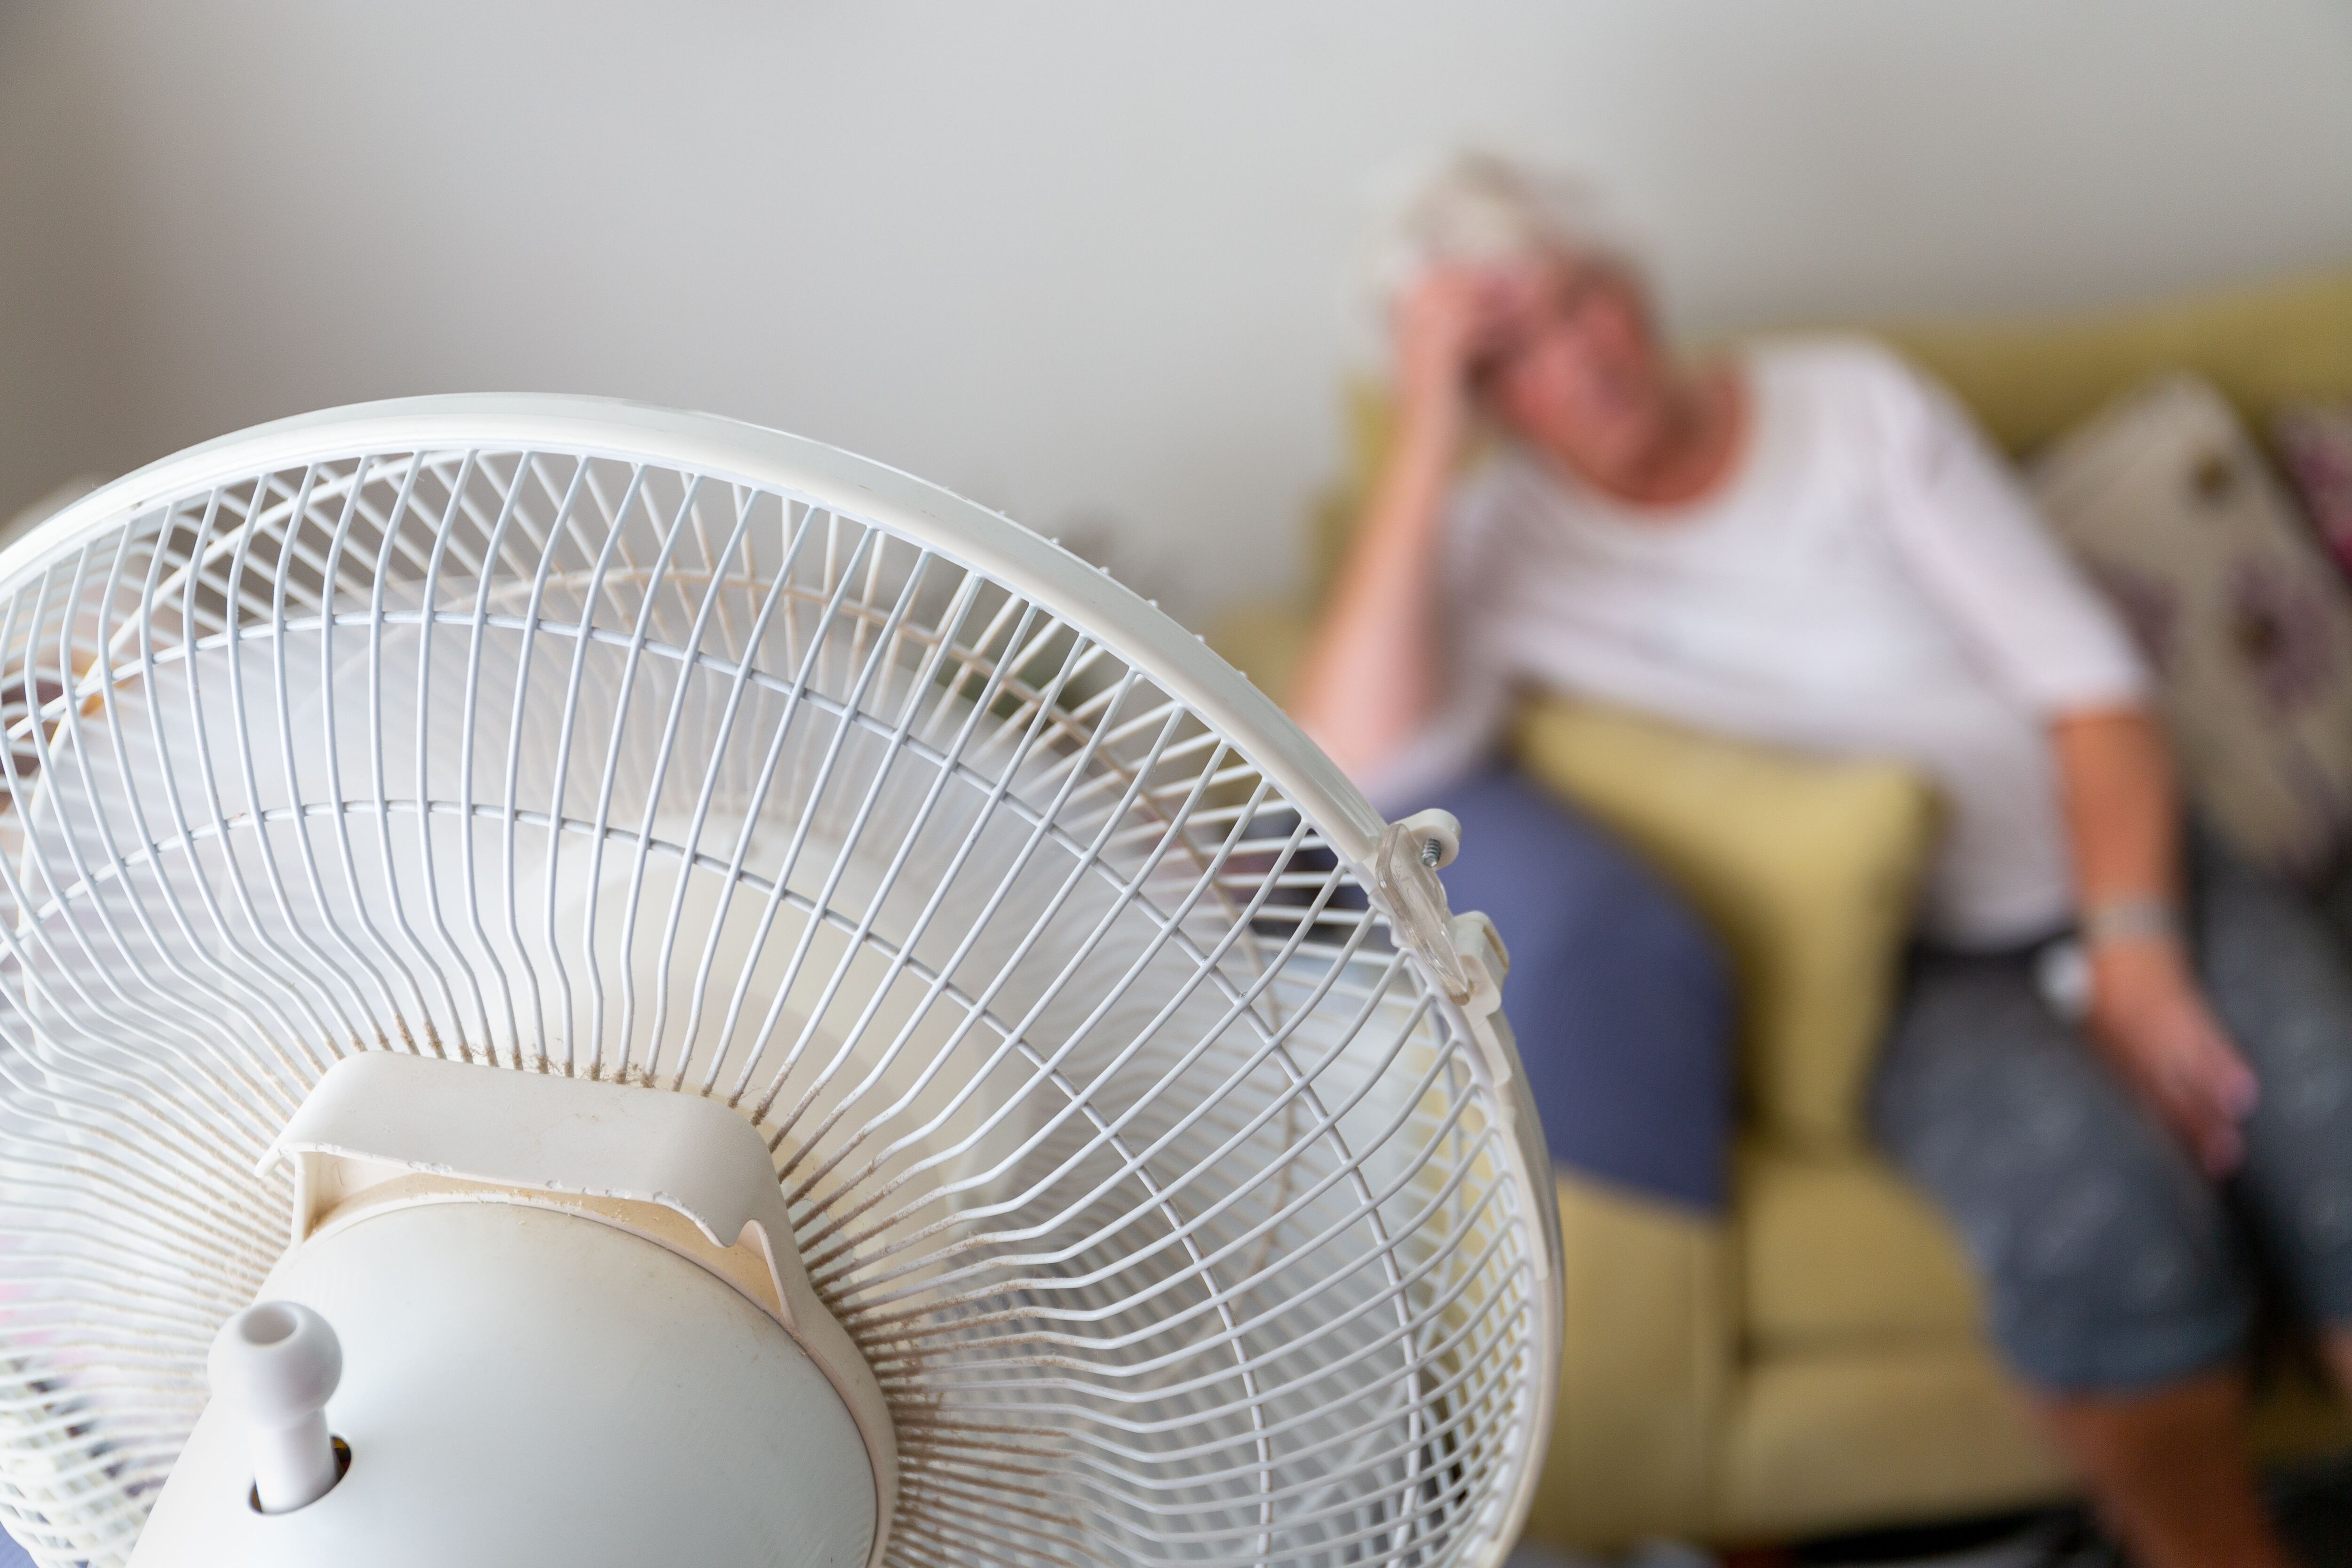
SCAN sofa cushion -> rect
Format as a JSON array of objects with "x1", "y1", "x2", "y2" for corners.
[
  {"x1": 1522, "y1": 1172, "x2": 1731, "y2": 1552},
  {"x1": 1513, "y1": 698, "x2": 1938, "y2": 1151},
  {"x1": 2031, "y1": 375, "x2": 2352, "y2": 878},
  {"x1": 1721, "y1": 1315, "x2": 2352, "y2": 1544},
  {"x1": 1737, "y1": 1143, "x2": 1981, "y2": 1352},
  {"x1": 1718, "y1": 1344, "x2": 2070, "y2": 1539}
]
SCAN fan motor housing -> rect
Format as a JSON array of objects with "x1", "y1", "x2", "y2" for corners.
[{"x1": 127, "y1": 1056, "x2": 890, "y2": 1568}]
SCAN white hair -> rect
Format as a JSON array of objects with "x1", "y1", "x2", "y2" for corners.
[
  {"x1": 1339, "y1": 150, "x2": 1634, "y2": 362},
  {"x1": 1367, "y1": 151, "x2": 1623, "y2": 305}
]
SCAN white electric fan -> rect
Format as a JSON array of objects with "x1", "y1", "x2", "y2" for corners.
[{"x1": 0, "y1": 396, "x2": 1561, "y2": 1568}]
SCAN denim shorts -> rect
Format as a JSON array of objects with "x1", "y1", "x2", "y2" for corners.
[
  {"x1": 1425, "y1": 767, "x2": 1735, "y2": 1211},
  {"x1": 1872, "y1": 832, "x2": 2352, "y2": 1392}
]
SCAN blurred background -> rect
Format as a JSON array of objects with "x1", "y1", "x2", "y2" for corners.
[{"x1": 5, "y1": 0, "x2": 2350, "y2": 632}]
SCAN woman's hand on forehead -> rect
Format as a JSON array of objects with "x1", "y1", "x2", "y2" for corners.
[{"x1": 1477, "y1": 258, "x2": 1565, "y2": 315}]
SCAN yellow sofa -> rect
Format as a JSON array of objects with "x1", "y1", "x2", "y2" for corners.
[{"x1": 1209, "y1": 266, "x2": 2352, "y2": 1549}]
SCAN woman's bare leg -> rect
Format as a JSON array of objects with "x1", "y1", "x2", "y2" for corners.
[
  {"x1": 2039, "y1": 1369, "x2": 2294, "y2": 1568},
  {"x1": 2320, "y1": 1327, "x2": 2352, "y2": 1398}
]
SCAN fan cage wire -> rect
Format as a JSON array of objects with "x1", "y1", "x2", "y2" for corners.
[{"x1": 0, "y1": 401, "x2": 1555, "y2": 1568}]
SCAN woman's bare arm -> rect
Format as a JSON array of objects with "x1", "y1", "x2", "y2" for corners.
[
  {"x1": 2053, "y1": 707, "x2": 2257, "y2": 1173},
  {"x1": 2056, "y1": 708, "x2": 2181, "y2": 910},
  {"x1": 1291, "y1": 270, "x2": 1496, "y2": 780}
]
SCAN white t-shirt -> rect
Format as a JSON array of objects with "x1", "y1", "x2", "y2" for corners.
[{"x1": 1364, "y1": 335, "x2": 2147, "y2": 949}]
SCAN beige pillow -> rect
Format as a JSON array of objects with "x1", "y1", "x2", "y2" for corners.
[
  {"x1": 1513, "y1": 697, "x2": 1938, "y2": 1152},
  {"x1": 2030, "y1": 375, "x2": 2352, "y2": 877}
]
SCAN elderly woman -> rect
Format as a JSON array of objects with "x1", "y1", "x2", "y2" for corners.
[{"x1": 1295, "y1": 155, "x2": 2352, "y2": 1568}]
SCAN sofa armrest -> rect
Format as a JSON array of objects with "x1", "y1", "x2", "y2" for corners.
[{"x1": 1205, "y1": 597, "x2": 1315, "y2": 708}]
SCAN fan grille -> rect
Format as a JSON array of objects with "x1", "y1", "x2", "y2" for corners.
[{"x1": 0, "y1": 406, "x2": 1550, "y2": 1568}]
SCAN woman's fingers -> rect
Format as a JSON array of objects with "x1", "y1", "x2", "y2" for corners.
[
  {"x1": 2163, "y1": 1077, "x2": 2242, "y2": 1177},
  {"x1": 2146, "y1": 1009, "x2": 2257, "y2": 1176},
  {"x1": 2088, "y1": 942, "x2": 2258, "y2": 1176},
  {"x1": 1395, "y1": 266, "x2": 1525, "y2": 396},
  {"x1": 1393, "y1": 271, "x2": 1489, "y2": 414}
]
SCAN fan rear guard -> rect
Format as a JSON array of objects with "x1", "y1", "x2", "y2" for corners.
[{"x1": 0, "y1": 396, "x2": 1562, "y2": 1568}]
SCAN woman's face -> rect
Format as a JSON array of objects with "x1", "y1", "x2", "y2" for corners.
[{"x1": 1474, "y1": 256, "x2": 1672, "y2": 480}]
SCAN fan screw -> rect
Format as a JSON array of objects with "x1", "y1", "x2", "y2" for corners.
[{"x1": 1422, "y1": 838, "x2": 1442, "y2": 868}]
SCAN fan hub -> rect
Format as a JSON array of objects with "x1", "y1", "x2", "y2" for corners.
[{"x1": 132, "y1": 1201, "x2": 876, "y2": 1568}]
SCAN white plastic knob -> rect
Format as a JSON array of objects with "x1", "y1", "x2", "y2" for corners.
[{"x1": 207, "y1": 1301, "x2": 344, "y2": 1513}]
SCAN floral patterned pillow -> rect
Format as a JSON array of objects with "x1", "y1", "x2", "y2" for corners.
[
  {"x1": 2031, "y1": 376, "x2": 2352, "y2": 878},
  {"x1": 2277, "y1": 401, "x2": 2352, "y2": 579}
]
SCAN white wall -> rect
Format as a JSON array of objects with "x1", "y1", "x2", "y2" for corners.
[
  {"x1": 0, "y1": 6, "x2": 133, "y2": 524},
  {"x1": 5, "y1": 1, "x2": 2351, "y2": 623}
]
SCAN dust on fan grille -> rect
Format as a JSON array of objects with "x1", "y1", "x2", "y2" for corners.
[{"x1": 0, "y1": 445, "x2": 1542, "y2": 1567}]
